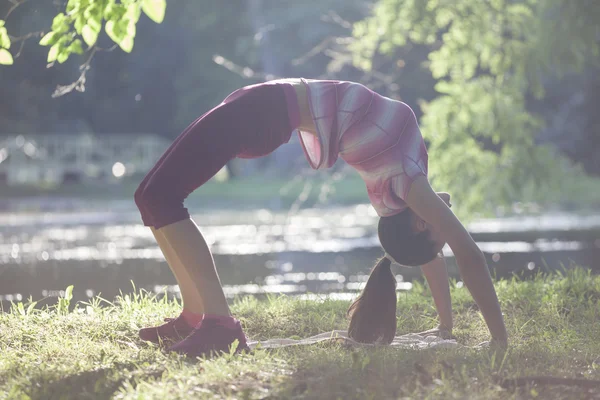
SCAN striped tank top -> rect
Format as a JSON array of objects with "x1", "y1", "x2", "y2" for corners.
[{"x1": 296, "y1": 79, "x2": 428, "y2": 217}]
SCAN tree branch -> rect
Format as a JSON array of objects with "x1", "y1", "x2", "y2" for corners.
[
  {"x1": 5, "y1": 0, "x2": 29, "y2": 20},
  {"x1": 291, "y1": 37, "x2": 335, "y2": 66},
  {"x1": 51, "y1": 46, "x2": 98, "y2": 98},
  {"x1": 212, "y1": 54, "x2": 283, "y2": 81},
  {"x1": 96, "y1": 44, "x2": 118, "y2": 52},
  {"x1": 8, "y1": 31, "x2": 43, "y2": 43},
  {"x1": 9, "y1": 31, "x2": 44, "y2": 59},
  {"x1": 321, "y1": 10, "x2": 353, "y2": 29}
]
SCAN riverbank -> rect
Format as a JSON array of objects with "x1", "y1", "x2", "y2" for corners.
[
  {"x1": 3, "y1": 170, "x2": 600, "y2": 215},
  {"x1": 2, "y1": 267, "x2": 600, "y2": 399},
  {"x1": 0, "y1": 173, "x2": 370, "y2": 213}
]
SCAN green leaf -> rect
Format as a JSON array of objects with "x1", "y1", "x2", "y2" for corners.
[
  {"x1": 84, "y1": 4, "x2": 100, "y2": 20},
  {"x1": 26, "y1": 301, "x2": 38, "y2": 315},
  {"x1": 0, "y1": 48, "x2": 13, "y2": 65},
  {"x1": 434, "y1": 80, "x2": 456, "y2": 95},
  {"x1": 435, "y1": 8, "x2": 453, "y2": 28},
  {"x1": 52, "y1": 13, "x2": 70, "y2": 34},
  {"x1": 228, "y1": 339, "x2": 240, "y2": 356},
  {"x1": 105, "y1": 19, "x2": 119, "y2": 43},
  {"x1": 142, "y1": 0, "x2": 166, "y2": 23},
  {"x1": 65, "y1": 285, "x2": 74, "y2": 301},
  {"x1": 126, "y1": 2, "x2": 141, "y2": 23},
  {"x1": 104, "y1": 0, "x2": 116, "y2": 19},
  {"x1": 126, "y1": 20, "x2": 136, "y2": 37},
  {"x1": 68, "y1": 39, "x2": 84, "y2": 55},
  {"x1": 39, "y1": 31, "x2": 59, "y2": 46},
  {"x1": 0, "y1": 20, "x2": 5, "y2": 27},
  {"x1": 57, "y1": 35, "x2": 71, "y2": 47},
  {"x1": 107, "y1": 17, "x2": 129, "y2": 44},
  {"x1": 117, "y1": 18, "x2": 130, "y2": 36},
  {"x1": 82, "y1": 24, "x2": 99, "y2": 46},
  {"x1": 110, "y1": 4, "x2": 127, "y2": 21},
  {"x1": 66, "y1": 0, "x2": 81, "y2": 14},
  {"x1": 74, "y1": 16, "x2": 85, "y2": 34},
  {"x1": 48, "y1": 44, "x2": 60, "y2": 62},
  {"x1": 0, "y1": 28, "x2": 10, "y2": 49},
  {"x1": 87, "y1": 14, "x2": 102, "y2": 34},
  {"x1": 507, "y1": 4, "x2": 533, "y2": 18},
  {"x1": 119, "y1": 35, "x2": 134, "y2": 53}
]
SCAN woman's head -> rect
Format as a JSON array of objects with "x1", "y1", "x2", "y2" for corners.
[
  {"x1": 378, "y1": 208, "x2": 441, "y2": 267},
  {"x1": 381, "y1": 191, "x2": 451, "y2": 266}
]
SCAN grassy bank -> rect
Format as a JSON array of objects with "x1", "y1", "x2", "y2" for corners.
[
  {"x1": 2, "y1": 268, "x2": 600, "y2": 399},
  {"x1": 0, "y1": 173, "x2": 369, "y2": 210}
]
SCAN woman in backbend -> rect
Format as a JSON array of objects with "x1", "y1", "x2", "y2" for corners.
[{"x1": 134, "y1": 78, "x2": 508, "y2": 357}]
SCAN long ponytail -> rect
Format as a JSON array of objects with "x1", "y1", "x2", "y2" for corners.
[{"x1": 347, "y1": 257, "x2": 397, "y2": 344}]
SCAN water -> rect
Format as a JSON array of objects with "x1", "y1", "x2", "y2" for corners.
[{"x1": 1, "y1": 204, "x2": 599, "y2": 309}]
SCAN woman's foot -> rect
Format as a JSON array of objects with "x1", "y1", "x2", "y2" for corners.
[
  {"x1": 167, "y1": 317, "x2": 250, "y2": 358},
  {"x1": 139, "y1": 315, "x2": 195, "y2": 345}
]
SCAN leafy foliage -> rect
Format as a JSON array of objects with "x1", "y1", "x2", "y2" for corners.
[
  {"x1": 3, "y1": 0, "x2": 166, "y2": 66},
  {"x1": 0, "y1": 0, "x2": 598, "y2": 213},
  {"x1": 351, "y1": 0, "x2": 600, "y2": 216},
  {"x1": 0, "y1": 19, "x2": 12, "y2": 65}
]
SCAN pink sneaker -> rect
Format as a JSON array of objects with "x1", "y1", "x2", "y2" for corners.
[
  {"x1": 139, "y1": 315, "x2": 195, "y2": 345},
  {"x1": 167, "y1": 318, "x2": 250, "y2": 358}
]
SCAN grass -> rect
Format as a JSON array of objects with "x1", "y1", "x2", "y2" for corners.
[{"x1": 2, "y1": 267, "x2": 600, "y2": 399}]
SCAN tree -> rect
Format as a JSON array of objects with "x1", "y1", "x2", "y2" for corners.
[
  {"x1": 171, "y1": 0, "x2": 373, "y2": 177},
  {"x1": 351, "y1": 0, "x2": 600, "y2": 216},
  {"x1": 0, "y1": 0, "x2": 166, "y2": 96}
]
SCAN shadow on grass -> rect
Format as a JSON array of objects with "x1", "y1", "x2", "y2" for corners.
[
  {"x1": 15, "y1": 362, "x2": 164, "y2": 400},
  {"x1": 8, "y1": 345, "x2": 600, "y2": 399},
  {"x1": 261, "y1": 343, "x2": 600, "y2": 399},
  {"x1": 258, "y1": 344, "x2": 434, "y2": 399}
]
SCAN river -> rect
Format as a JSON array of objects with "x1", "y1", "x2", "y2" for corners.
[{"x1": 1, "y1": 203, "x2": 599, "y2": 310}]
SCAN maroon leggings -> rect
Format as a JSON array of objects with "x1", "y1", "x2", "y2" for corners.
[{"x1": 135, "y1": 82, "x2": 300, "y2": 229}]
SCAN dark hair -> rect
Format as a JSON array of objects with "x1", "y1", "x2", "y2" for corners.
[
  {"x1": 347, "y1": 210, "x2": 438, "y2": 344},
  {"x1": 378, "y1": 210, "x2": 438, "y2": 267},
  {"x1": 348, "y1": 257, "x2": 396, "y2": 344}
]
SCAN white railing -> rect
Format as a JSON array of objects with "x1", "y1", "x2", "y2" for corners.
[{"x1": 0, "y1": 134, "x2": 170, "y2": 186}]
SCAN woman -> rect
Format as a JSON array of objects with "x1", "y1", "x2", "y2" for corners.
[{"x1": 135, "y1": 78, "x2": 508, "y2": 357}]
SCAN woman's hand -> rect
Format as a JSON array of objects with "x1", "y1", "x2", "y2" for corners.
[
  {"x1": 415, "y1": 326, "x2": 455, "y2": 340},
  {"x1": 420, "y1": 256, "x2": 453, "y2": 337},
  {"x1": 474, "y1": 338, "x2": 509, "y2": 350}
]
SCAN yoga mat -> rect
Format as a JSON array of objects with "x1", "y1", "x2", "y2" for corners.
[{"x1": 247, "y1": 330, "x2": 459, "y2": 350}]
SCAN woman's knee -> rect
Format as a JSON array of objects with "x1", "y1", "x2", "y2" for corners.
[
  {"x1": 137, "y1": 179, "x2": 185, "y2": 211},
  {"x1": 134, "y1": 182, "x2": 147, "y2": 212},
  {"x1": 135, "y1": 181, "x2": 160, "y2": 211},
  {"x1": 135, "y1": 180, "x2": 169, "y2": 212},
  {"x1": 134, "y1": 181, "x2": 158, "y2": 227},
  {"x1": 135, "y1": 181, "x2": 190, "y2": 229}
]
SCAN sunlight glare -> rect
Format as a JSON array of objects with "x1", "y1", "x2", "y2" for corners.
[{"x1": 112, "y1": 162, "x2": 126, "y2": 178}]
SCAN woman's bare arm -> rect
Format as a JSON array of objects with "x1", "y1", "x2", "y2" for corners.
[
  {"x1": 420, "y1": 256, "x2": 453, "y2": 334},
  {"x1": 406, "y1": 176, "x2": 508, "y2": 343}
]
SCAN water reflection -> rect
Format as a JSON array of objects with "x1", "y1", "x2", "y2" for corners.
[
  {"x1": 1, "y1": 206, "x2": 599, "y2": 309},
  {"x1": 149, "y1": 271, "x2": 413, "y2": 300}
]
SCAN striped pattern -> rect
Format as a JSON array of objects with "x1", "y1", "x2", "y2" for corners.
[{"x1": 297, "y1": 79, "x2": 428, "y2": 217}]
